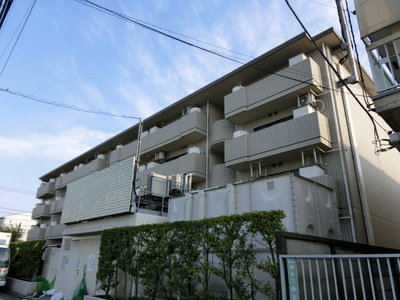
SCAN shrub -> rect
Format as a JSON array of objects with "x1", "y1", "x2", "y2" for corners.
[
  {"x1": 96, "y1": 210, "x2": 286, "y2": 300},
  {"x1": 9, "y1": 240, "x2": 45, "y2": 281}
]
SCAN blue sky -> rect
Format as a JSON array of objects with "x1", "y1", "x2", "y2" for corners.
[{"x1": 0, "y1": 0, "x2": 365, "y2": 217}]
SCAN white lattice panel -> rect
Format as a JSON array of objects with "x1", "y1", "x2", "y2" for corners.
[{"x1": 61, "y1": 158, "x2": 134, "y2": 224}]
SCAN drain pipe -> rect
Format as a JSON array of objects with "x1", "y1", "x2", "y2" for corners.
[
  {"x1": 206, "y1": 100, "x2": 210, "y2": 189},
  {"x1": 130, "y1": 118, "x2": 143, "y2": 213},
  {"x1": 322, "y1": 43, "x2": 357, "y2": 242},
  {"x1": 337, "y1": 65, "x2": 375, "y2": 245}
]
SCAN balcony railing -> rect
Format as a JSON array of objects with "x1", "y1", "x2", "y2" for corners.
[
  {"x1": 26, "y1": 226, "x2": 45, "y2": 241},
  {"x1": 32, "y1": 203, "x2": 51, "y2": 219},
  {"x1": 224, "y1": 57, "x2": 323, "y2": 124},
  {"x1": 44, "y1": 224, "x2": 66, "y2": 240},
  {"x1": 36, "y1": 181, "x2": 55, "y2": 198},
  {"x1": 141, "y1": 110, "x2": 207, "y2": 155},
  {"x1": 225, "y1": 112, "x2": 331, "y2": 169},
  {"x1": 50, "y1": 198, "x2": 65, "y2": 214},
  {"x1": 55, "y1": 156, "x2": 107, "y2": 188},
  {"x1": 142, "y1": 152, "x2": 206, "y2": 182}
]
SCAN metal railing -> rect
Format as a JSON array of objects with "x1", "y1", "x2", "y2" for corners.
[{"x1": 280, "y1": 254, "x2": 400, "y2": 300}]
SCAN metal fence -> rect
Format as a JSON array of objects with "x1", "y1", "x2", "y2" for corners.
[{"x1": 279, "y1": 254, "x2": 400, "y2": 300}]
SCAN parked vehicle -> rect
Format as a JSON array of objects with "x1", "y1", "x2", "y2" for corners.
[{"x1": 0, "y1": 232, "x2": 11, "y2": 286}]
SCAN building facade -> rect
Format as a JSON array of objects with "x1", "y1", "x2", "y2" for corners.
[
  {"x1": 27, "y1": 28, "x2": 400, "y2": 296},
  {"x1": 0, "y1": 212, "x2": 36, "y2": 241},
  {"x1": 355, "y1": 0, "x2": 400, "y2": 151}
]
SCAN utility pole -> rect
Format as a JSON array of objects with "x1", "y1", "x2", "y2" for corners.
[{"x1": 335, "y1": 0, "x2": 359, "y2": 84}]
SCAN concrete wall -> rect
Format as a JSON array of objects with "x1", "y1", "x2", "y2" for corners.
[
  {"x1": 169, "y1": 173, "x2": 341, "y2": 240},
  {"x1": 41, "y1": 212, "x2": 167, "y2": 297}
]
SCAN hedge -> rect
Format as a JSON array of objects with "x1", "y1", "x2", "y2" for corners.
[
  {"x1": 9, "y1": 240, "x2": 45, "y2": 281},
  {"x1": 97, "y1": 210, "x2": 285, "y2": 300}
]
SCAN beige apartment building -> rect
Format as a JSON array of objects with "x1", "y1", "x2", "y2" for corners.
[{"x1": 27, "y1": 28, "x2": 400, "y2": 296}]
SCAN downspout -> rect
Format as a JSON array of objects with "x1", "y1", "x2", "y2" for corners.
[
  {"x1": 337, "y1": 65, "x2": 375, "y2": 245},
  {"x1": 206, "y1": 100, "x2": 210, "y2": 189},
  {"x1": 322, "y1": 43, "x2": 357, "y2": 242},
  {"x1": 130, "y1": 118, "x2": 143, "y2": 213}
]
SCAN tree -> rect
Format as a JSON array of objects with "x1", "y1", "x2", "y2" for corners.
[{"x1": 0, "y1": 223, "x2": 23, "y2": 242}]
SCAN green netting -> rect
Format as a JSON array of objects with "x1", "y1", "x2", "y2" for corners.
[
  {"x1": 72, "y1": 277, "x2": 88, "y2": 300},
  {"x1": 35, "y1": 276, "x2": 51, "y2": 292},
  {"x1": 49, "y1": 275, "x2": 56, "y2": 289}
]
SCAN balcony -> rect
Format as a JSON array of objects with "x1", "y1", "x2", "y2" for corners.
[
  {"x1": 26, "y1": 226, "x2": 45, "y2": 241},
  {"x1": 36, "y1": 181, "x2": 55, "y2": 198},
  {"x1": 141, "y1": 110, "x2": 207, "y2": 156},
  {"x1": 224, "y1": 57, "x2": 323, "y2": 124},
  {"x1": 50, "y1": 198, "x2": 65, "y2": 214},
  {"x1": 32, "y1": 203, "x2": 51, "y2": 219},
  {"x1": 109, "y1": 142, "x2": 137, "y2": 165},
  {"x1": 142, "y1": 152, "x2": 206, "y2": 182},
  {"x1": 44, "y1": 224, "x2": 66, "y2": 240},
  {"x1": 55, "y1": 156, "x2": 107, "y2": 188},
  {"x1": 225, "y1": 111, "x2": 331, "y2": 170}
]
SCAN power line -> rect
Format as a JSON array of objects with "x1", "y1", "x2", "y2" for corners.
[
  {"x1": 0, "y1": 185, "x2": 35, "y2": 195},
  {"x1": 344, "y1": 0, "x2": 371, "y2": 107},
  {"x1": 75, "y1": 0, "x2": 350, "y2": 97},
  {"x1": 0, "y1": 87, "x2": 140, "y2": 119},
  {"x1": 73, "y1": 0, "x2": 378, "y2": 106},
  {"x1": 0, "y1": 0, "x2": 385, "y2": 140},
  {"x1": 0, "y1": 206, "x2": 31, "y2": 212},
  {"x1": 302, "y1": 0, "x2": 354, "y2": 13},
  {"x1": 284, "y1": 0, "x2": 387, "y2": 153},
  {"x1": 73, "y1": 0, "x2": 249, "y2": 65},
  {"x1": 0, "y1": 0, "x2": 37, "y2": 78},
  {"x1": 0, "y1": 0, "x2": 14, "y2": 31},
  {"x1": 73, "y1": 0, "x2": 253, "y2": 63}
]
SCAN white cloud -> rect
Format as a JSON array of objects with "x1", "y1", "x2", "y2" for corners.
[
  {"x1": 80, "y1": 14, "x2": 116, "y2": 46},
  {"x1": 0, "y1": 127, "x2": 114, "y2": 162}
]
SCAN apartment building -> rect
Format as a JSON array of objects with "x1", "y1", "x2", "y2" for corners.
[
  {"x1": 27, "y1": 28, "x2": 400, "y2": 296},
  {"x1": 354, "y1": 0, "x2": 400, "y2": 151}
]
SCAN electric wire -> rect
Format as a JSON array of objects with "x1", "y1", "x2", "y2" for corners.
[
  {"x1": 79, "y1": 0, "x2": 365, "y2": 106},
  {"x1": 285, "y1": 0, "x2": 385, "y2": 154},
  {"x1": 0, "y1": 0, "x2": 385, "y2": 143},
  {"x1": 0, "y1": 205, "x2": 31, "y2": 212},
  {"x1": 0, "y1": 185, "x2": 35, "y2": 195},
  {"x1": 302, "y1": 0, "x2": 354, "y2": 13},
  {"x1": 344, "y1": 0, "x2": 371, "y2": 107},
  {"x1": 0, "y1": 1, "x2": 22, "y2": 61},
  {"x1": 73, "y1": 0, "x2": 377, "y2": 108},
  {"x1": 119, "y1": 8, "x2": 255, "y2": 61},
  {"x1": 0, "y1": 87, "x2": 140, "y2": 120},
  {"x1": 0, "y1": 0, "x2": 36, "y2": 78},
  {"x1": 73, "y1": 0, "x2": 249, "y2": 64},
  {"x1": 73, "y1": 0, "x2": 254, "y2": 62},
  {"x1": 75, "y1": 0, "x2": 325, "y2": 86},
  {"x1": 0, "y1": 0, "x2": 14, "y2": 31}
]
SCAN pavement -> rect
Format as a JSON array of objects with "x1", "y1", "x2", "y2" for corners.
[{"x1": 0, "y1": 290, "x2": 23, "y2": 300}]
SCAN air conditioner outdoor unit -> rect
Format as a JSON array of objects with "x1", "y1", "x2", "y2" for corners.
[
  {"x1": 154, "y1": 151, "x2": 165, "y2": 163},
  {"x1": 297, "y1": 92, "x2": 316, "y2": 107},
  {"x1": 169, "y1": 174, "x2": 183, "y2": 194},
  {"x1": 182, "y1": 106, "x2": 192, "y2": 115}
]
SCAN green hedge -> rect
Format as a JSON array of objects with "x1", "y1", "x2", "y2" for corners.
[
  {"x1": 97, "y1": 210, "x2": 285, "y2": 300},
  {"x1": 9, "y1": 240, "x2": 45, "y2": 281}
]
